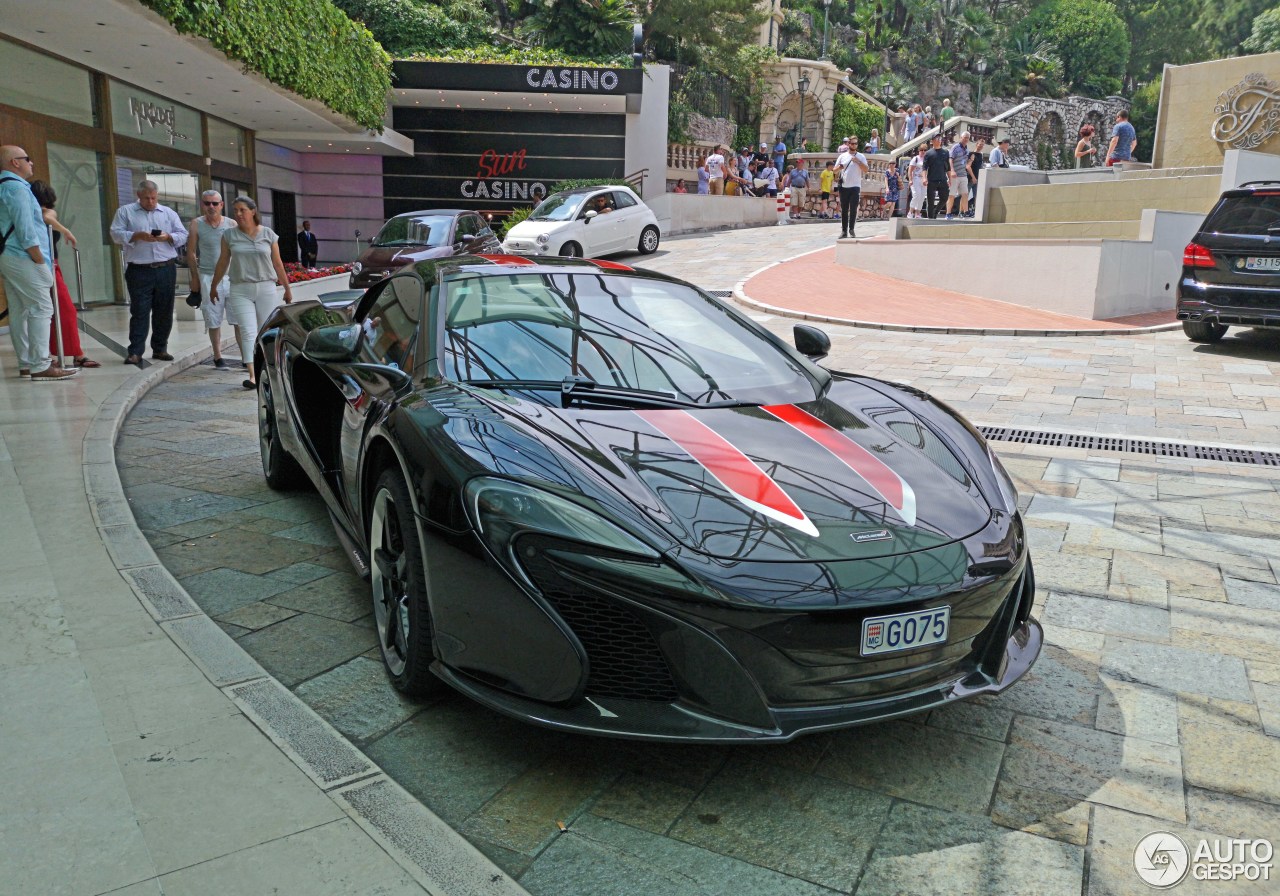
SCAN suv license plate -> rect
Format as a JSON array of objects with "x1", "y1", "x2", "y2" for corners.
[
  {"x1": 1245, "y1": 256, "x2": 1280, "y2": 271},
  {"x1": 861, "y1": 606, "x2": 950, "y2": 656}
]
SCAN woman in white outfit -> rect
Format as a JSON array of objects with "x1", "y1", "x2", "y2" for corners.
[
  {"x1": 210, "y1": 195, "x2": 293, "y2": 389},
  {"x1": 908, "y1": 144, "x2": 927, "y2": 218}
]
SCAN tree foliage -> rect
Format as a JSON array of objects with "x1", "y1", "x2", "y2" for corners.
[
  {"x1": 1128, "y1": 75, "x2": 1161, "y2": 163},
  {"x1": 1243, "y1": 6, "x2": 1280, "y2": 53},
  {"x1": 513, "y1": 0, "x2": 634, "y2": 56},
  {"x1": 831, "y1": 95, "x2": 883, "y2": 151},
  {"x1": 332, "y1": 0, "x2": 490, "y2": 56},
  {"x1": 143, "y1": 0, "x2": 392, "y2": 131},
  {"x1": 1018, "y1": 0, "x2": 1130, "y2": 97},
  {"x1": 1195, "y1": 0, "x2": 1275, "y2": 59}
]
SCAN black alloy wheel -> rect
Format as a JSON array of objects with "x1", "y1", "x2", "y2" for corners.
[
  {"x1": 257, "y1": 366, "x2": 307, "y2": 490},
  {"x1": 559, "y1": 241, "x2": 582, "y2": 258},
  {"x1": 1182, "y1": 320, "x2": 1227, "y2": 343},
  {"x1": 638, "y1": 225, "x2": 661, "y2": 254},
  {"x1": 369, "y1": 467, "x2": 440, "y2": 695}
]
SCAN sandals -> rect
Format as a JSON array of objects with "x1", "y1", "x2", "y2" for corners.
[{"x1": 74, "y1": 357, "x2": 101, "y2": 368}]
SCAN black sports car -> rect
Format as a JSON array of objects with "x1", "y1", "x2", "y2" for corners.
[{"x1": 254, "y1": 255, "x2": 1041, "y2": 742}]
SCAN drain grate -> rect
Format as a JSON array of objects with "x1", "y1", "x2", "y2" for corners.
[
  {"x1": 978, "y1": 426, "x2": 1280, "y2": 467},
  {"x1": 706, "y1": 289, "x2": 734, "y2": 298}
]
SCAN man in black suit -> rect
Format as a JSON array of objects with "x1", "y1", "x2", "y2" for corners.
[{"x1": 298, "y1": 220, "x2": 318, "y2": 268}]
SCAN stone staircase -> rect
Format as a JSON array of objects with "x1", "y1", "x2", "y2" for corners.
[{"x1": 899, "y1": 165, "x2": 1223, "y2": 241}]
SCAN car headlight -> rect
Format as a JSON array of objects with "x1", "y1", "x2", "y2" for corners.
[
  {"x1": 467, "y1": 478, "x2": 658, "y2": 564},
  {"x1": 536, "y1": 233, "x2": 549, "y2": 246},
  {"x1": 352, "y1": 261, "x2": 362, "y2": 274}
]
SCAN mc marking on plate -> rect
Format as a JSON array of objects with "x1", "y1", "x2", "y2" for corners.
[{"x1": 852, "y1": 529, "x2": 893, "y2": 543}]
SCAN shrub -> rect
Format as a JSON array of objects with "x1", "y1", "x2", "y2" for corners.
[
  {"x1": 141, "y1": 0, "x2": 391, "y2": 131},
  {"x1": 498, "y1": 206, "x2": 532, "y2": 239},
  {"x1": 831, "y1": 94, "x2": 883, "y2": 151}
]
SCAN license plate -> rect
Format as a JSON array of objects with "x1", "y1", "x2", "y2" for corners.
[
  {"x1": 1245, "y1": 256, "x2": 1280, "y2": 271},
  {"x1": 861, "y1": 606, "x2": 950, "y2": 656}
]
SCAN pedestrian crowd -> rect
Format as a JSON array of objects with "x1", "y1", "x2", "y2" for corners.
[{"x1": 0, "y1": 143, "x2": 303, "y2": 388}]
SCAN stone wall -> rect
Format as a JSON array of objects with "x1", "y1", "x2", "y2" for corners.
[
  {"x1": 687, "y1": 112, "x2": 737, "y2": 148},
  {"x1": 999, "y1": 95, "x2": 1129, "y2": 169},
  {"x1": 1154, "y1": 52, "x2": 1280, "y2": 169}
]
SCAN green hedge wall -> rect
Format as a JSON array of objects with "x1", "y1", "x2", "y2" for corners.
[
  {"x1": 831, "y1": 94, "x2": 884, "y2": 151},
  {"x1": 140, "y1": 0, "x2": 392, "y2": 132}
]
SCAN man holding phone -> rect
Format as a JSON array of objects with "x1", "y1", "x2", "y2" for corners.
[{"x1": 110, "y1": 180, "x2": 188, "y2": 365}]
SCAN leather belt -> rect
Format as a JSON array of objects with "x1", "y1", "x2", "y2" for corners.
[{"x1": 127, "y1": 260, "x2": 176, "y2": 269}]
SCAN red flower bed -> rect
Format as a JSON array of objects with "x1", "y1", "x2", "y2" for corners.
[{"x1": 285, "y1": 262, "x2": 354, "y2": 283}]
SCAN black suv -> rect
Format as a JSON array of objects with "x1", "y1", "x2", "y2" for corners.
[{"x1": 1176, "y1": 181, "x2": 1280, "y2": 343}]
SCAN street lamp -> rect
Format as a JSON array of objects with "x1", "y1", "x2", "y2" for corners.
[
  {"x1": 819, "y1": 0, "x2": 833, "y2": 61},
  {"x1": 881, "y1": 81, "x2": 892, "y2": 149},
  {"x1": 976, "y1": 58, "x2": 988, "y2": 118},
  {"x1": 797, "y1": 72, "x2": 810, "y2": 153}
]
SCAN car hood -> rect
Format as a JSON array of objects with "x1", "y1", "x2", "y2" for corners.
[
  {"x1": 506, "y1": 219, "x2": 572, "y2": 240},
  {"x1": 474, "y1": 378, "x2": 994, "y2": 563},
  {"x1": 359, "y1": 245, "x2": 450, "y2": 269}
]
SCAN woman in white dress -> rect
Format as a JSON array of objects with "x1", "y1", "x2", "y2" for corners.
[{"x1": 210, "y1": 196, "x2": 294, "y2": 389}]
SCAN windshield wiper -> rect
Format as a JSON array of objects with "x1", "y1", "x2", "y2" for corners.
[{"x1": 462, "y1": 376, "x2": 754, "y2": 409}]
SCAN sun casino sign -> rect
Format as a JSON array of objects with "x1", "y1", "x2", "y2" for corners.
[
  {"x1": 385, "y1": 62, "x2": 645, "y2": 217},
  {"x1": 1211, "y1": 73, "x2": 1280, "y2": 151}
]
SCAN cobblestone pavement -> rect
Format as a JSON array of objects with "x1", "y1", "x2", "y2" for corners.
[{"x1": 117, "y1": 229, "x2": 1280, "y2": 895}]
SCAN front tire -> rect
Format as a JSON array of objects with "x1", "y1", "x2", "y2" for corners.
[
  {"x1": 1183, "y1": 320, "x2": 1226, "y2": 343},
  {"x1": 258, "y1": 366, "x2": 307, "y2": 490},
  {"x1": 638, "y1": 225, "x2": 660, "y2": 254},
  {"x1": 369, "y1": 468, "x2": 440, "y2": 695},
  {"x1": 558, "y1": 241, "x2": 582, "y2": 258}
]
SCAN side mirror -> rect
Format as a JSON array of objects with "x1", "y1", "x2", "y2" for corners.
[
  {"x1": 583, "y1": 210, "x2": 598, "y2": 221},
  {"x1": 460, "y1": 233, "x2": 476, "y2": 242},
  {"x1": 303, "y1": 323, "x2": 362, "y2": 362},
  {"x1": 793, "y1": 324, "x2": 830, "y2": 362}
]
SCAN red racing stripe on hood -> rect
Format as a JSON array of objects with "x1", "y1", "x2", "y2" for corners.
[
  {"x1": 635, "y1": 409, "x2": 818, "y2": 537},
  {"x1": 477, "y1": 253, "x2": 537, "y2": 265},
  {"x1": 762, "y1": 404, "x2": 917, "y2": 526}
]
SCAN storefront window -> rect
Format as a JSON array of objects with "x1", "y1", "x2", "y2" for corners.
[
  {"x1": 114, "y1": 156, "x2": 201, "y2": 293},
  {"x1": 0, "y1": 39, "x2": 96, "y2": 127},
  {"x1": 109, "y1": 79, "x2": 202, "y2": 156},
  {"x1": 208, "y1": 118, "x2": 247, "y2": 167},
  {"x1": 46, "y1": 144, "x2": 113, "y2": 305}
]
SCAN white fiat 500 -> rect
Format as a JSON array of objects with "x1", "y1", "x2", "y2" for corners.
[{"x1": 502, "y1": 185, "x2": 661, "y2": 259}]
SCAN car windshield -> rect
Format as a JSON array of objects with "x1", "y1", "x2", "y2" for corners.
[
  {"x1": 442, "y1": 273, "x2": 818, "y2": 406},
  {"x1": 1205, "y1": 193, "x2": 1280, "y2": 236},
  {"x1": 527, "y1": 192, "x2": 587, "y2": 222},
  {"x1": 374, "y1": 215, "x2": 452, "y2": 247}
]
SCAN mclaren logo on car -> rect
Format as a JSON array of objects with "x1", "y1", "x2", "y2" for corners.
[{"x1": 852, "y1": 529, "x2": 894, "y2": 543}]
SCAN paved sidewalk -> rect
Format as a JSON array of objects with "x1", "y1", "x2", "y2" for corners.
[{"x1": 0, "y1": 307, "x2": 518, "y2": 896}]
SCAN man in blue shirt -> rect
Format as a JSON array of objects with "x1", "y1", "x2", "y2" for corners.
[
  {"x1": 0, "y1": 145, "x2": 78, "y2": 381},
  {"x1": 1106, "y1": 110, "x2": 1138, "y2": 167},
  {"x1": 944, "y1": 132, "x2": 972, "y2": 219}
]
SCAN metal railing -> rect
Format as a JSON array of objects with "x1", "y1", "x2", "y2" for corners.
[{"x1": 889, "y1": 115, "x2": 1007, "y2": 162}]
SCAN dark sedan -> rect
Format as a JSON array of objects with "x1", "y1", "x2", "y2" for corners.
[
  {"x1": 254, "y1": 255, "x2": 1041, "y2": 742},
  {"x1": 1177, "y1": 181, "x2": 1280, "y2": 342},
  {"x1": 349, "y1": 209, "x2": 501, "y2": 289}
]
